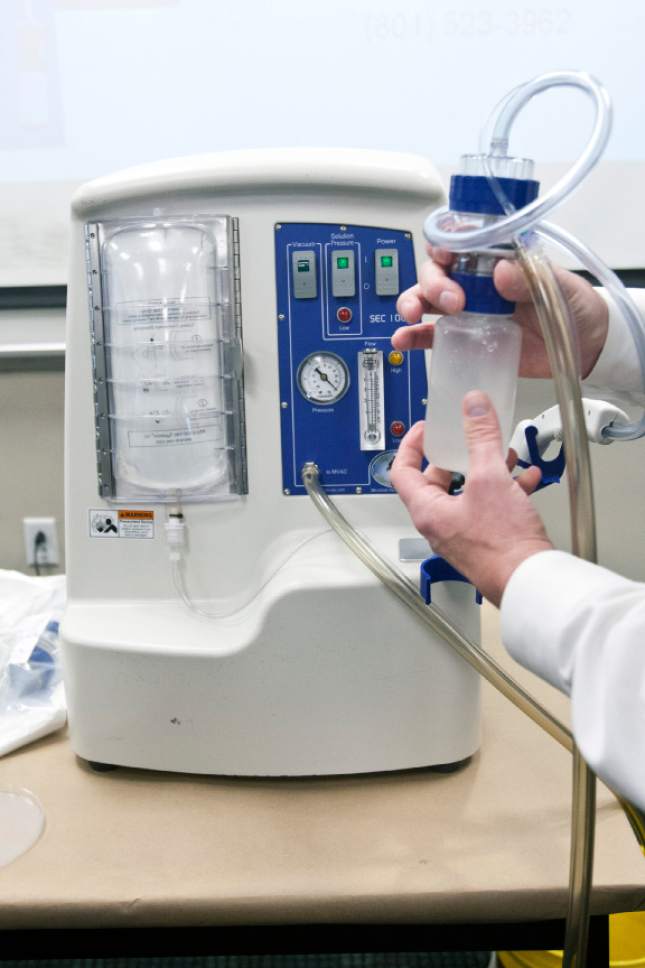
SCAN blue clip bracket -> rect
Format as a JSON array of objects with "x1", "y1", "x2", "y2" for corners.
[
  {"x1": 515, "y1": 425, "x2": 565, "y2": 490},
  {"x1": 420, "y1": 554, "x2": 482, "y2": 606}
]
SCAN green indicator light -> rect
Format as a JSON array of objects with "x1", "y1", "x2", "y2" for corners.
[
  {"x1": 336, "y1": 256, "x2": 350, "y2": 269},
  {"x1": 297, "y1": 260, "x2": 310, "y2": 272},
  {"x1": 380, "y1": 255, "x2": 393, "y2": 268}
]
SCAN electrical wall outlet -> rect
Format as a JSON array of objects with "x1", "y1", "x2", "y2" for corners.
[{"x1": 23, "y1": 517, "x2": 59, "y2": 568}]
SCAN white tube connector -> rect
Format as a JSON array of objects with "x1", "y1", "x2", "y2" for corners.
[
  {"x1": 164, "y1": 511, "x2": 187, "y2": 563},
  {"x1": 510, "y1": 398, "x2": 630, "y2": 463}
]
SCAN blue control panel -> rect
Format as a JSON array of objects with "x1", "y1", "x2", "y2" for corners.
[{"x1": 275, "y1": 222, "x2": 427, "y2": 495}]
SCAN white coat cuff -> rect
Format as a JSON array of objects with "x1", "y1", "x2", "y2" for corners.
[
  {"x1": 500, "y1": 550, "x2": 621, "y2": 694},
  {"x1": 586, "y1": 288, "x2": 645, "y2": 393}
]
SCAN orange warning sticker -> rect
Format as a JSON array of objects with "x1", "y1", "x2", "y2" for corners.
[
  {"x1": 118, "y1": 510, "x2": 154, "y2": 521},
  {"x1": 117, "y1": 509, "x2": 154, "y2": 538},
  {"x1": 89, "y1": 508, "x2": 155, "y2": 539}
]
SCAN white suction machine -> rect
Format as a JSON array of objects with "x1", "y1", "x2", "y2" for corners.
[{"x1": 61, "y1": 149, "x2": 483, "y2": 776}]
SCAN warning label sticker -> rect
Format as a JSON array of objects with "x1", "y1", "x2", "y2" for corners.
[{"x1": 89, "y1": 509, "x2": 155, "y2": 539}]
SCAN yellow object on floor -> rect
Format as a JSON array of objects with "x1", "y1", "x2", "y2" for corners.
[{"x1": 498, "y1": 911, "x2": 645, "y2": 967}]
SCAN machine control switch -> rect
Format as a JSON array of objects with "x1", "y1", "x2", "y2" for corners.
[
  {"x1": 375, "y1": 248, "x2": 399, "y2": 296},
  {"x1": 331, "y1": 249, "x2": 356, "y2": 298},
  {"x1": 292, "y1": 250, "x2": 317, "y2": 299}
]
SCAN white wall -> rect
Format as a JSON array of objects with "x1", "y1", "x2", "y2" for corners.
[
  {"x1": 0, "y1": 366, "x2": 65, "y2": 573},
  {"x1": 1, "y1": 0, "x2": 644, "y2": 283}
]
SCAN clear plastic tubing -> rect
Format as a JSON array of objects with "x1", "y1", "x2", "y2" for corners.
[
  {"x1": 423, "y1": 70, "x2": 645, "y2": 440},
  {"x1": 301, "y1": 461, "x2": 573, "y2": 752},
  {"x1": 422, "y1": 71, "x2": 636, "y2": 968},
  {"x1": 515, "y1": 241, "x2": 597, "y2": 968}
]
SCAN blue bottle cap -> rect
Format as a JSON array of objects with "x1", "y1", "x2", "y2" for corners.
[
  {"x1": 451, "y1": 272, "x2": 515, "y2": 315},
  {"x1": 449, "y1": 174, "x2": 540, "y2": 216}
]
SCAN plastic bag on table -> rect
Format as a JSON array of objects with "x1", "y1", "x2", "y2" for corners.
[{"x1": 0, "y1": 570, "x2": 67, "y2": 757}]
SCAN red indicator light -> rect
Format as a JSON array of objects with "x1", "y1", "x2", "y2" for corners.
[
  {"x1": 390, "y1": 420, "x2": 406, "y2": 438},
  {"x1": 336, "y1": 307, "x2": 353, "y2": 323}
]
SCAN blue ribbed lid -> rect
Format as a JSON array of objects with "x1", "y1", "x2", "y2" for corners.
[
  {"x1": 451, "y1": 272, "x2": 515, "y2": 315},
  {"x1": 449, "y1": 174, "x2": 539, "y2": 216}
]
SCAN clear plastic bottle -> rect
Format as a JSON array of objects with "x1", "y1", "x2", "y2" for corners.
[
  {"x1": 424, "y1": 310, "x2": 522, "y2": 476},
  {"x1": 423, "y1": 154, "x2": 539, "y2": 475}
]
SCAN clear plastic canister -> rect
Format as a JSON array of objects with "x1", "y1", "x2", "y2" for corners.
[
  {"x1": 424, "y1": 311, "x2": 522, "y2": 476},
  {"x1": 88, "y1": 215, "x2": 247, "y2": 502}
]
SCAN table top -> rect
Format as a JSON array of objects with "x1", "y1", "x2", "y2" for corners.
[{"x1": 0, "y1": 606, "x2": 643, "y2": 931}]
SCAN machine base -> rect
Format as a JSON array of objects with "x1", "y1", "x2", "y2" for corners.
[
  {"x1": 85, "y1": 761, "x2": 119, "y2": 773},
  {"x1": 62, "y1": 539, "x2": 483, "y2": 777},
  {"x1": 80, "y1": 754, "x2": 475, "y2": 778}
]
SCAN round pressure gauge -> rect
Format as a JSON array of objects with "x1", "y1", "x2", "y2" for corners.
[
  {"x1": 369, "y1": 450, "x2": 397, "y2": 489},
  {"x1": 297, "y1": 352, "x2": 350, "y2": 405}
]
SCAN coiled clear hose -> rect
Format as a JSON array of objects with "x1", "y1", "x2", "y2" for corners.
[
  {"x1": 424, "y1": 70, "x2": 645, "y2": 440},
  {"x1": 421, "y1": 70, "x2": 641, "y2": 968}
]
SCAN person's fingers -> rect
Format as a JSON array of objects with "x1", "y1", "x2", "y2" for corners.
[
  {"x1": 494, "y1": 258, "x2": 592, "y2": 306},
  {"x1": 493, "y1": 259, "x2": 531, "y2": 303},
  {"x1": 390, "y1": 422, "x2": 428, "y2": 503},
  {"x1": 396, "y1": 284, "x2": 435, "y2": 323},
  {"x1": 397, "y1": 252, "x2": 466, "y2": 323},
  {"x1": 418, "y1": 259, "x2": 465, "y2": 315},
  {"x1": 423, "y1": 463, "x2": 454, "y2": 490},
  {"x1": 391, "y1": 422, "x2": 450, "y2": 506},
  {"x1": 462, "y1": 391, "x2": 505, "y2": 475},
  {"x1": 506, "y1": 448, "x2": 518, "y2": 472},
  {"x1": 391, "y1": 321, "x2": 435, "y2": 351},
  {"x1": 427, "y1": 245, "x2": 456, "y2": 267},
  {"x1": 515, "y1": 465, "x2": 543, "y2": 495},
  {"x1": 392, "y1": 419, "x2": 425, "y2": 457}
]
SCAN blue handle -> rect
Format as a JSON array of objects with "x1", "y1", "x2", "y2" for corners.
[
  {"x1": 515, "y1": 424, "x2": 565, "y2": 490},
  {"x1": 420, "y1": 554, "x2": 482, "y2": 606}
]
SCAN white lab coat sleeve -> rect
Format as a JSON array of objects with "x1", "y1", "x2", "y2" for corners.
[
  {"x1": 587, "y1": 287, "x2": 645, "y2": 393},
  {"x1": 501, "y1": 549, "x2": 645, "y2": 809}
]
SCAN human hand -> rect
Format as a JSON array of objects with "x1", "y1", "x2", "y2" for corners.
[
  {"x1": 392, "y1": 247, "x2": 609, "y2": 379},
  {"x1": 391, "y1": 390, "x2": 553, "y2": 607}
]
